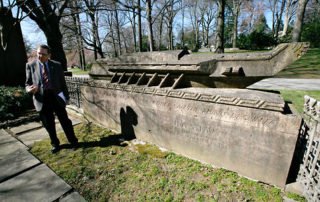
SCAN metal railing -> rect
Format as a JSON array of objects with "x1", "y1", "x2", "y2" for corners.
[
  {"x1": 65, "y1": 76, "x2": 90, "y2": 108},
  {"x1": 297, "y1": 95, "x2": 320, "y2": 201}
]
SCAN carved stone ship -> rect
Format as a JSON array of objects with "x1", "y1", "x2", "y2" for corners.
[
  {"x1": 82, "y1": 42, "x2": 309, "y2": 188},
  {"x1": 90, "y1": 42, "x2": 309, "y2": 88}
]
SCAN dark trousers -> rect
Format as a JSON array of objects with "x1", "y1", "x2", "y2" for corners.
[{"x1": 40, "y1": 90, "x2": 78, "y2": 147}]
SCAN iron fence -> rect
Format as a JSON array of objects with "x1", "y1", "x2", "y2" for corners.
[
  {"x1": 65, "y1": 76, "x2": 90, "y2": 108},
  {"x1": 297, "y1": 95, "x2": 320, "y2": 201}
]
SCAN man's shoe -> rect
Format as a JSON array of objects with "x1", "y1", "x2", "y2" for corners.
[{"x1": 51, "y1": 146, "x2": 60, "y2": 154}]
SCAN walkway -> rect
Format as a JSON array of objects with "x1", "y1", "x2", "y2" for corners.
[
  {"x1": 0, "y1": 116, "x2": 86, "y2": 202},
  {"x1": 247, "y1": 78, "x2": 320, "y2": 91}
]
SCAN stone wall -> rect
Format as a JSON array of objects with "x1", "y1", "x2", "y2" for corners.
[{"x1": 82, "y1": 81, "x2": 301, "y2": 188}]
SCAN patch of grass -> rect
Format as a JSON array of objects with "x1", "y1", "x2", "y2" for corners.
[
  {"x1": 277, "y1": 48, "x2": 320, "y2": 78},
  {"x1": 280, "y1": 90, "x2": 320, "y2": 114},
  {"x1": 30, "y1": 123, "x2": 305, "y2": 201},
  {"x1": 67, "y1": 67, "x2": 89, "y2": 75}
]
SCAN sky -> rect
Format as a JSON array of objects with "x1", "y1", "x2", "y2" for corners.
[{"x1": 21, "y1": 19, "x2": 46, "y2": 48}]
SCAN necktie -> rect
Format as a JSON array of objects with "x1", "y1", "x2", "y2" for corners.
[{"x1": 42, "y1": 63, "x2": 51, "y2": 89}]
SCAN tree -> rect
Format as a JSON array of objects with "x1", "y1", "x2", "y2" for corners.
[
  {"x1": 292, "y1": 0, "x2": 309, "y2": 41},
  {"x1": 146, "y1": 0, "x2": 155, "y2": 51},
  {"x1": 199, "y1": 0, "x2": 216, "y2": 47},
  {"x1": 215, "y1": 0, "x2": 225, "y2": 53},
  {"x1": 281, "y1": 0, "x2": 298, "y2": 37},
  {"x1": 301, "y1": 0, "x2": 320, "y2": 47},
  {"x1": 227, "y1": 0, "x2": 242, "y2": 48},
  {"x1": 16, "y1": 0, "x2": 70, "y2": 70}
]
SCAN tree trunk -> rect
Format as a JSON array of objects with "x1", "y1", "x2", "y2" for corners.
[
  {"x1": 72, "y1": 2, "x2": 86, "y2": 70},
  {"x1": 114, "y1": 3, "x2": 122, "y2": 56},
  {"x1": 215, "y1": 0, "x2": 225, "y2": 53},
  {"x1": 292, "y1": 0, "x2": 309, "y2": 42},
  {"x1": 146, "y1": 0, "x2": 154, "y2": 51},
  {"x1": 138, "y1": 0, "x2": 143, "y2": 52},
  {"x1": 159, "y1": 15, "x2": 163, "y2": 50},
  {"x1": 132, "y1": 7, "x2": 137, "y2": 52},
  {"x1": 232, "y1": 0, "x2": 241, "y2": 48},
  {"x1": 282, "y1": 0, "x2": 292, "y2": 37},
  {"x1": 275, "y1": 0, "x2": 286, "y2": 40},
  {"x1": 181, "y1": 1, "x2": 185, "y2": 47}
]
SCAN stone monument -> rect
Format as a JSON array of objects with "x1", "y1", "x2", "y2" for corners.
[
  {"x1": 0, "y1": 7, "x2": 27, "y2": 86},
  {"x1": 82, "y1": 42, "x2": 308, "y2": 188}
]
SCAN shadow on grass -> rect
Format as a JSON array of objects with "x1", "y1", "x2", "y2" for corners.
[{"x1": 59, "y1": 133, "x2": 133, "y2": 150}]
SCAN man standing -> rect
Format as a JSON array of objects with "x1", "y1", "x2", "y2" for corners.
[{"x1": 25, "y1": 44, "x2": 78, "y2": 153}]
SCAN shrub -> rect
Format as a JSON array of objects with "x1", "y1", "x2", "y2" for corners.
[{"x1": 0, "y1": 86, "x2": 33, "y2": 122}]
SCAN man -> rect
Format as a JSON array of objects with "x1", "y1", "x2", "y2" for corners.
[{"x1": 25, "y1": 44, "x2": 78, "y2": 153}]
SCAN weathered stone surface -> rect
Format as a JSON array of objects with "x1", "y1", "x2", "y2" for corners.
[
  {"x1": 90, "y1": 42, "x2": 309, "y2": 88},
  {"x1": 0, "y1": 148, "x2": 40, "y2": 182},
  {"x1": 0, "y1": 129, "x2": 27, "y2": 151},
  {"x1": 60, "y1": 192, "x2": 87, "y2": 202},
  {"x1": 0, "y1": 130, "x2": 40, "y2": 182},
  {"x1": 0, "y1": 164, "x2": 71, "y2": 201},
  {"x1": 82, "y1": 85, "x2": 301, "y2": 187},
  {"x1": 10, "y1": 121, "x2": 42, "y2": 135},
  {"x1": 17, "y1": 128, "x2": 49, "y2": 146}
]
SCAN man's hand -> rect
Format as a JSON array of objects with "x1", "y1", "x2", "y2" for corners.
[{"x1": 26, "y1": 85, "x2": 39, "y2": 94}]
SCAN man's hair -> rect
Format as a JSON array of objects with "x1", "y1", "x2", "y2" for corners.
[{"x1": 38, "y1": 44, "x2": 51, "y2": 54}]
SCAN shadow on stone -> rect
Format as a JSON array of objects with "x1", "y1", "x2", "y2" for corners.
[
  {"x1": 120, "y1": 106, "x2": 138, "y2": 141},
  {"x1": 286, "y1": 119, "x2": 309, "y2": 184}
]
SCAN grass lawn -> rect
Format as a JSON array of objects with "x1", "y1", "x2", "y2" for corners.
[
  {"x1": 67, "y1": 67, "x2": 89, "y2": 75},
  {"x1": 276, "y1": 48, "x2": 320, "y2": 78},
  {"x1": 280, "y1": 90, "x2": 320, "y2": 115},
  {"x1": 31, "y1": 123, "x2": 305, "y2": 201}
]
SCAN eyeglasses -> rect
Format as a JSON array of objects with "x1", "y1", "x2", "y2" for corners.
[{"x1": 37, "y1": 52, "x2": 49, "y2": 56}]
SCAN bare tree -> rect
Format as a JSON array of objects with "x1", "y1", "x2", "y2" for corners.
[
  {"x1": 226, "y1": 0, "x2": 243, "y2": 48},
  {"x1": 83, "y1": 0, "x2": 104, "y2": 59},
  {"x1": 199, "y1": 0, "x2": 216, "y2": 47},
  {"x1": 16, "y1": 0, "x2": 71, "y2": 70},
  {"x1": 292, "y1": 0, "x2": 309, "y2": 41},
  {"x1": 281, "y1": 0, "x2": 298, "y2": 37},
  {"x1": 267, "y1": 0, "x2": 286, "y2": 39},
  {"x1": 187, "y1": 0, "x2": 200, "y2": 50},
  {"x1": 70, "y1": 0, "x2": 86, "y2": 69}
]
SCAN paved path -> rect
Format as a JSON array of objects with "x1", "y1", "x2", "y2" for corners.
[
  {"x1": 0, "y1": 117, "x2": 86, "y2": 202},
  {"x1": 248, "y1": 78, "x2": 320, "y2": 91}
]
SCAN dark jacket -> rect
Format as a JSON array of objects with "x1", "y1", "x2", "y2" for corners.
[{"x1": 25, "y1": 59, "x2": 69, "y2": 111}]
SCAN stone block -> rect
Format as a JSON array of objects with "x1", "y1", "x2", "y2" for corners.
[
  {"x1": 82, "y1": 85, "x2": 301, "y2": 188},
  {"x1": 10, "y1": 121, "x2": 42, "y2": 135},
  {"x1": 0, "y1": 164, "x2": 71, "y2": 201}
]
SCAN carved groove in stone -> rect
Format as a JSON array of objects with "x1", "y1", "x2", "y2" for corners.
[
  {"x1": 183, "y1": 92, "x2": 200, "y2": 100},
  {"x1": 155, "y1": 89, "x2": 169, "y2": 96},
  {"x1": 159, "y1": 73, "x2": 171, "y2": 88},
  {"x1": 136, "y1": 72, "x2": 147, "y2": 85},
  {"x1": 147, "y1": 73, "x2": 159, "y2": 87},
  {"x1": 171, "y1": 74, "x2": 184, "y2": 89},
  {"x1": 87, "y1": 81, "x2": 285, "y2": 111},
  {"x1": 168, "y1": 90, "x2": 184, "y2": 98}
]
